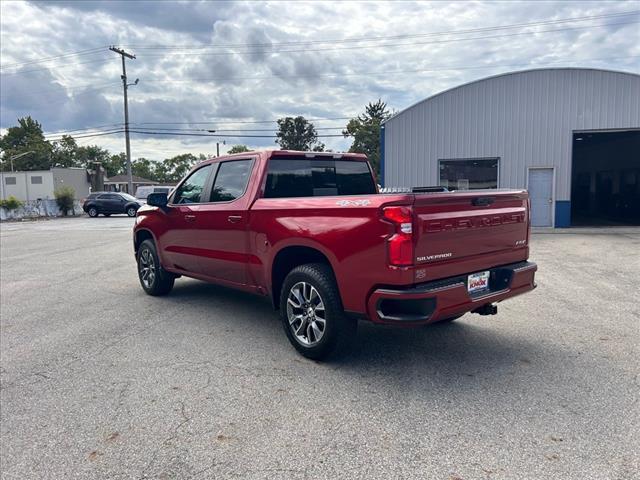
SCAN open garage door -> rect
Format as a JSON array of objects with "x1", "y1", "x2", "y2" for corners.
[{"x1": 571, "y1": 130, "x2": 640, "y2": 226}]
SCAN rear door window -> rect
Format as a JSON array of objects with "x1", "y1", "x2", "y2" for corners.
[
  {"x1": 264, "y1": 159, "x2": 376, "y2": 198},
  {"x1": 172, "y1": 165, "x2": 214, "y2": 204},
  {"x1": 210, "y1": 160, "x2": 253, "y2": 202}
]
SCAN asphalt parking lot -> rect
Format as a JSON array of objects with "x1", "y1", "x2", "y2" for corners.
[{"x1": 1, "y1": 216, "x2": 638, "y2": 480}]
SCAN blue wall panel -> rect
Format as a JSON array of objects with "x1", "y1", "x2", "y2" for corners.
[{"x1": 555, "y1": 201, "x2": 571, "y2": 227}]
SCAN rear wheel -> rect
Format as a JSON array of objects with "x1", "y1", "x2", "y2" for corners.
[
  {"x1": 280, "y1": 263, "x2": 356, "y2": 360},
  {"x1": 137, "y1": 239, "x2": 174, "y2": 296},
  {"x1": 87, "y1": 207, "x2": 98, "y2": 217}
]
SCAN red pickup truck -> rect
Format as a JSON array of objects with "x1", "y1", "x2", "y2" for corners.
[{"x1": 134, "y1": 150, "x2": 537, "y2": 359}]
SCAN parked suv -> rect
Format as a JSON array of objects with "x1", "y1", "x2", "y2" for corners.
[
  {"x1": 134, "y1": 150, "x2": 537, "y2": 359},
  {"x1": 83, "y1": 192, "x2": 143, "y2": 217}
]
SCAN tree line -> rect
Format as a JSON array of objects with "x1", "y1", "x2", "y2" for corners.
[{"x1": 0, "y1": 100, "x2": 390, "y2": 182}]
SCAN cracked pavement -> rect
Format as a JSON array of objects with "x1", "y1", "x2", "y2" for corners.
[{"x1": 1, "y1": 217, "x2": 638, "y2": 479}]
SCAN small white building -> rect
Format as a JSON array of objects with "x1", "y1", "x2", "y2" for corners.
[{"x1": 0, "y1": 167, "x2": 91, "y2": 202}]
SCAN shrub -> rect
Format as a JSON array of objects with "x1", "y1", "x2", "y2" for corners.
[
  {"x1": 54, "y1": 186, "x2": 75, "y2": 216},
  {"x1": 0, "y1": 195, "x2": 24, "y2": 210}
]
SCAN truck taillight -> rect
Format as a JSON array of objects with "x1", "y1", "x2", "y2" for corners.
[{"x1": 382, "y1": 206, "x2": 413, "y2": 266}]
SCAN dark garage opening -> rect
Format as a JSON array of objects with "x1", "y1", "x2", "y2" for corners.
[{"x1": 571, "y1": 130, "x2": 640, "y2": 226}]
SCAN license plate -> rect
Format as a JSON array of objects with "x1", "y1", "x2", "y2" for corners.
[{"x1": 468, "y1": 271, "x2": 490, "y2": 293}]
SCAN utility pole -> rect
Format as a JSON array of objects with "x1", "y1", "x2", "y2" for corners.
[
  {"x1": 206, "y1": 132, "x2": 224, "y2": 157},
  {"x1": 109, "y1": 46, "x2": 137, "y2": 194}
]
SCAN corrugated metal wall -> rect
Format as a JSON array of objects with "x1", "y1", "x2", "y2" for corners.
[{"x1": 383, "y1": 68, "x2": 640, "y2": 201}]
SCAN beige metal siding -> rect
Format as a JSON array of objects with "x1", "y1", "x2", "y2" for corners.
[{"x1": 383, "y1": 68, "x2": 640, "y2": 200}]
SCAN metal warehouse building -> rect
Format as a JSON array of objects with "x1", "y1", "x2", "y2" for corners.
[{"x1": 381, "y1": 68, "x2": 640, "y2": 227}]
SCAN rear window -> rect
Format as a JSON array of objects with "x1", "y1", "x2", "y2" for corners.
[{"x1": 264, "y1": 159, "x2": 376, "y2": 198}]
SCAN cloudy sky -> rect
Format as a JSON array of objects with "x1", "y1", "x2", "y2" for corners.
[{"x1": 1, "y1": 0, "x2": 639, "y2": 159}]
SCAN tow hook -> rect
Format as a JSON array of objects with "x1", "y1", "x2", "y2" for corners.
[{"x1": 473, "y1": 303, "x2": 498, "y2": 316}]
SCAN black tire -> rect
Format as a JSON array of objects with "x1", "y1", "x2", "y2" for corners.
[
  {"x1": 137, "y1": 239, "x2": 175, "y2": 296},
  {"x1": 87, "y1": 206, "x2": 98, "y2": 217},
  {"x1": 103, "y1": 213, "x2": 111, "y2": 217},
  {"x1": 279, "y1": 263, "x2": 356, "y2": 360},
  {"x1": 127, "y1": 206, "x2": 137, "y2": 217}
]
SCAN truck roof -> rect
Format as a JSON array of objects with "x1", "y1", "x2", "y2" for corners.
[{"x1": 208, "y1": 150, "x2": 368, "y2": 163}]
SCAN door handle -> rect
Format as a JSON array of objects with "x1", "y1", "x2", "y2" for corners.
[
  {"x1": 184, "y1": 214, "x2": 197, "y2": 222},
  {"x1": 227, "y1": 215, "x2": 242, "y2": 223}
]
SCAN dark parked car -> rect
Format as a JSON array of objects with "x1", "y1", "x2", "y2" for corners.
[{"x1": 83, "y1": 192, "x2": 143, "y2": 217}]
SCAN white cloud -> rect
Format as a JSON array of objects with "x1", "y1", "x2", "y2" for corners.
[{"x1": 1, "y1": 0, "x2": 639, "y2": 158}]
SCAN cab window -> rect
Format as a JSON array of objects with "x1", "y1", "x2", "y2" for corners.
[
  {"x1": 210, "y1": 160, "x2": 253, "y2": 202},
  {"x1": 173, "y1": 165, "x2": 213, "y2": 204}
]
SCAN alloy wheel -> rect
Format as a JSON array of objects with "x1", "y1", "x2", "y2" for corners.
[
  {"x1": 286, "y1": 282, "x2": 326, "y2": 346},
  {"x1": 139, "y1": 248, "x2": 156, "y2": 289}
]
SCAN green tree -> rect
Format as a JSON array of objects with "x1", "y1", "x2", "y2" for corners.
[
  {"x1": 132, "y1": 157, "x2": 157, "y2": 180},
  {"x1": 103, "y1": 153, "x2": 127, "y2": 178},
  {"x1": 51, "y1": 135, "x2": 78, "y2": 168},
  {"x1": 0, "y1": 116, "x2": 53, "y2": 171},
  {"x1": 157, "y1": 153, "x2": 199, "y2": 183},
  {"x1": 275, "y1": 116, "x2": 324, "y2": 151},
  {"x1": 343, "y1": 99, "x2": 391, "y2": 176},
  {"x1": 227, "y1": 144, "x2": 251, "y2": 154},
  {"x1": 75, "y1": 144, "x2": 111, "y2": 169}
]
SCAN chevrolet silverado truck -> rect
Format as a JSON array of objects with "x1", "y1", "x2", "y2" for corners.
[{"x1": 134, "y1": 150, "x2": 537, "y2": 359}]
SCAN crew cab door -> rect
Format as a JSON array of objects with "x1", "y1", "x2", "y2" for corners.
[
  {"x1": 162, "y1": 163, "x2": 216, "y2": 273},
  {"x1": 194, "y1": 158, "x2": 255, "y2": 286}
]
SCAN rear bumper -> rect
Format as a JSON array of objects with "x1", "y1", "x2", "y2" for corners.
[{"x1": 366, "y1": 261, "x2": 537, "y2": 324}]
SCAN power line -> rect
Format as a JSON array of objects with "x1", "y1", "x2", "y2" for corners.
[
  {"x1": 44, "y1": 117, "x2": 355, "y2": 136},
  {"x1": 122, "y1": 10, "x2": 639, "y2": 50},
  {"x1": 0, "y1": 82, "x2": 119, "y2": 100},
  {"x1": 15, "y1": 54, "x2": 638, "y2": 119},
  {"x1": 4, "y1": 13, "x2": 637, "y2": 77},
  {"x1": 0, "y1": 57, "x2": 115, "y2": 76},
  {"x1": 44, "y1": 129, "x2": 352, "y2": 141},
  {"x1": 44, "y1": 123, "x2": 125, "y2": 135},
  {"x1": 129, "y1": 130, "x2": 348, "y2": 138},
  {"x1": 137, "y1": 55, "x2": 640, "y2": 84},
  {"x1": 45, "y1": 129, "x2": 125, "y2": 141},
  {"x1": 132, "y1": 117, "x2": 355, "y2": 126},
  {"x1": 0, "y1": 46, "x2": 108, "y2": 70},
  {"x1": 130, "y1": 126, "x2": 345, "y2": 132},
  {"x1": 133, "y1": 20, "x2": 640, "y2": 59}
]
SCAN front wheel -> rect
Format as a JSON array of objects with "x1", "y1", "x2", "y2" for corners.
[
  {"x1": 137, "y1": 239, "x2": 174, "y2": 296},
  {"x1": 87, "y1": 207, "x2": 98, "y2": 217},
  {"x1": 280, "y1": 263, "x2": 356, "y2": 360},
  {"x1": 127, "y1": 206, "x2": 137, "y2": 217}
]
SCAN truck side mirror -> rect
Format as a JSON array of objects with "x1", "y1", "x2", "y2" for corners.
[{"x1": 147, "y1": 192, "x2": 168, "y2": 209}]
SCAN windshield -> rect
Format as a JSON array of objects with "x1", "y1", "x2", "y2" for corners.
[{"x1": 120, "y1": 193, "x2": 138, "y2": 201}]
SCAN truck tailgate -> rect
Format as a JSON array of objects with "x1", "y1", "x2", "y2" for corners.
[{"x1": 412, "y1": 190, "x2": 530, "y2": 280}]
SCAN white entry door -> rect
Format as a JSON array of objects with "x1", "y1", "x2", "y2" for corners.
[{"x1": 528, "y1": 168, "x2": 554, "y2": 227}]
